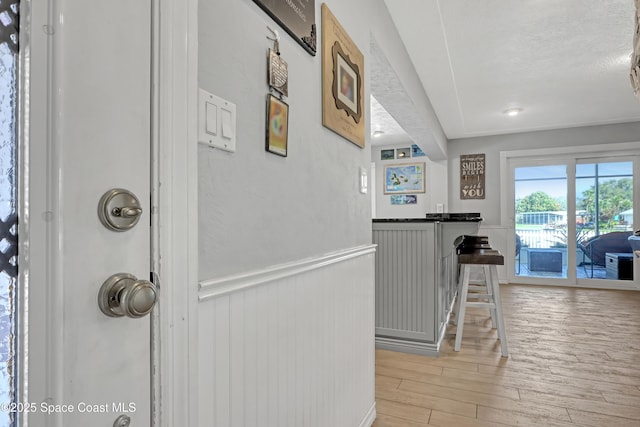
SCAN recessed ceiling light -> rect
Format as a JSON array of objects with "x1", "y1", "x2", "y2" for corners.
[
  {"x1": 503, "y1": 107, "x2": 523, "y2": 117},
  {"x1": 372, "y1": 130, "x2": 385, "y2": 137}
]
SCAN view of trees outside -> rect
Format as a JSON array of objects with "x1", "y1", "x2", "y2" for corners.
[
  {"x1": 516, "y1": 191, "x2": 561, "y2": 213},
  {"x1": 514, "y1": 162, "x2": 633, "y2": 279},
  {"x1": 515, "y1": 162, "x2": 633, "y2": 232},
  {"x1": 576, "y1": 162, "x2": 633, "y2": 235}
]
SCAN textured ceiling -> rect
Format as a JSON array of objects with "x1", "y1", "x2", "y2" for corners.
[
  {"x1": 370, "y1": 96, "x2": 412, "y2": 146},
  {"x1": 382, "y1": 0, "x2": 640, "y2": 139}
]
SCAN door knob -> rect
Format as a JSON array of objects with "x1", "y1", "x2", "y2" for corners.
[{"x1": 98, "y1": 273, "x2": 157, "y2": 318}]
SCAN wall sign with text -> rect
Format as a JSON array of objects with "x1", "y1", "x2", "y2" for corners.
[
  {"x1": 460, "y1": 153, "x2": 485, "y2": 199},
  {"x1": 253, "y1": 0, "x2": 317, "y2": 55}
]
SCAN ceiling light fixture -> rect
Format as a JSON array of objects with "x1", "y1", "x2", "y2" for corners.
[
  {"x1": 372, "y1": 130, "x2": 385, "y2": 138},
  {"x1": 503, "y1": 107, "x2": 523, "y2": 117}
]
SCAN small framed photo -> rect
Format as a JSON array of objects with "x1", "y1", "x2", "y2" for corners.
[
  {"x1": 391, "y1": 195, "x2": 417, "y2": 205},
  {"x1": 266, "y1": 94, "x2": 289, "y2": 157},
  {"x1": 336, "y1": 53, "x2": 358, "y2": 114},
  {"x1": 381, "y1": 149, "x2": 395, "y2": 160},
  {"x1": 396, "y1": 147, "x2": 410, "y2": 159}
]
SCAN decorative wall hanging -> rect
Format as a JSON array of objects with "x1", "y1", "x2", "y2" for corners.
[
  {"x1": 321, "y1": 3, "x2": 365, "y2": 148},
  {"x1": 411, "y1": 144, "x2": 426, "y2": 157},
  {"x1": 266, "y1": 94, "x2": 289, "y2": 157},
  {"x1": 391, "y1": 195, "x2": 417, "y2": 205},
  {"x1": 460, "y1": 153, "x2": 485, "y2": 199},
  {"x1": 253, "y1": 0, "x2": 316, "y2": 55},
  {"x1": 396, "y1": 147, "x2": 410, "y2": 159},
  {"x1": 267, "y1": 27, "x2": 289, "y2": 97},
  {"x1": 384, "y1": 163, "x2": 425, "y2": 194},
  {"x1": 380, "y1": 149, "x2": 394, "y2": 160}
]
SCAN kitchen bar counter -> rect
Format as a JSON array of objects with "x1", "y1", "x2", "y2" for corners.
[{"x1": 373, "y1": 215, "x2": 481, "y2": 356}]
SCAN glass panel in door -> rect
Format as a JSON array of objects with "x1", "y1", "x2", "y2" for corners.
[
  {"x1": 514, "y1": 165, "x2": 568, "y2": 279},
  {"x1": 0, "y1": 1, "x2": 19, "y2": 425},
  {"x1": 576, "y1": 161, "x2": 633, "y2": 280}
]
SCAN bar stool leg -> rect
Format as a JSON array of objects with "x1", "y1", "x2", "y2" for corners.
[
  {"x1": 483, "y1": 265, "x2": 497, "y2": 328},
  {"x1": 489, "y1": 265, "x2": 508, "y2": 357},
  {"x1": 452, "y1": 265, "x2": 464, "y2": 326},
  {"x1": 454, "y1": 265, "x2": 470, "y2": 352}
]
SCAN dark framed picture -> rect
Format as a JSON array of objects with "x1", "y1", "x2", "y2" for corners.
[
  {"x1": 266, "y1": 94, "x2": 289, "y2": 157},
  {"x1": 460, "y1": 153, "x2": 485, "y2": 199},
  {"x1": 396, "y1": 147, "x2": 410, "y2": 159},
  {"x1": 381, "y1": 149, "x2": 395, "y2": 160},
  {"x1": 252, "y1": 0, "x2": 316, "y2": 55}
]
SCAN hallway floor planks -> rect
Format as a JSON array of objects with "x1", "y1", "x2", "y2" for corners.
[{"x1": 373, "y1": 284, "x2": 640, "y2": 426}]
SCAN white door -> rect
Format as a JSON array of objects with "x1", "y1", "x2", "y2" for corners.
[{"x1": 27, "y1": 1, "x2": 153, "y2": 425}]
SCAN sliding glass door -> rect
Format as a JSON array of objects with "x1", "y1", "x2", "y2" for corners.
[
  {"x1": 511, "y1": 155, "x2": 636, "y2": 287},
  {"x1": 514, "y1": 164, "x2": 568, "y2": 280},
  {"x1": 576, "y1": 161, "x2": 633, "y2": 281}
]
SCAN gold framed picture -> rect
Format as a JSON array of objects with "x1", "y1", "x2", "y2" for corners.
[
  {"x1": 384, "y1": 163, "x2": 426, "y2": 194},
  {"x1": 321, "y1": 4, "x2": 365, "y2": 148},
  {"x1": 266, "y1": 94, "x2": 289, "y2": 157}
]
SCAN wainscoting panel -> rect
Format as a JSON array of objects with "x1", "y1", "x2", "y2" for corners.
[{"x1": 198, "y1": 246, "x2": 376, "y2": 427}]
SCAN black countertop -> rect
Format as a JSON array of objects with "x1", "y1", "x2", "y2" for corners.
[{"x1": 373, "y1": 213, "x2": 483, "y2": 223}]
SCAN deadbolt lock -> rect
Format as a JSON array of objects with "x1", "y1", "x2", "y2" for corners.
[
  {"x1": 98, "y1": 273, "x2": 157, "y2": 318},
  {"x1": 98, "y1": 188, "x2": 143, "y2": 232}
]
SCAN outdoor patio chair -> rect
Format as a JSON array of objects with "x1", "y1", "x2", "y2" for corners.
[
  {"x1": 578, "y1": 231, "x2": 633, "y2": 278},
  {"x1": 515, "y1": 234, "x2": 522, "y2": 274}
]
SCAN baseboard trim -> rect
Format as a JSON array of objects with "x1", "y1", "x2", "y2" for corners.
[
  {"x1": 359, "y1": 402, "x2": 377, "y2": 427},
  {"x1": 199, "y1": 244, "x2": 377, "y2": 301},
  {"x1": 375, "y1": 336, "x2": 439, "y2": 357}
]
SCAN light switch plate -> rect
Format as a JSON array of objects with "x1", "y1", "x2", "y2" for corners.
[
  {"x1": 359, "y1": 167, "x2": 368, "y2": 194},
  {"x1": 198, "y1": 88, "x2": 236, "y2": 152}
]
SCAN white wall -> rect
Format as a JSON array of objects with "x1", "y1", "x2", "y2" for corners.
[
  {"x1": 448, "y1": 122, "x2": 640, "y2": 225},
  {"x1": 371, "y1": 144, "x2": 448, "y2": 218},
  {"x1": 198, "y1": 0, "x2": 442, "y2": 278},
  {"x1": 197, "y1": 1, "x2": 443, "y2": 425}
]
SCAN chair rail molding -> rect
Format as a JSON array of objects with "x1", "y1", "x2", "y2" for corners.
[{"x1": 199, "y1": 244, "x2": 377, "y2": 300}]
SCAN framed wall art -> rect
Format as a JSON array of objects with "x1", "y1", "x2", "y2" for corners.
[
  {"x1": 391, "y1": 195, "x2": 417, "y2": 205},
  {"x1": 253, "y1": 0, "x2": 317, "y2": 55},
  {"x1": 411, "y1": 144, "x2": 426, "y2": 157},
  {"x1": 396, "y1": 147, "x2": 410, "y2": 159},
  {"x1": 460, "y1": 153, "x2": 485, "y2": 199},
  {"x1": 266, "y1": 94, "x2": 289, "y2": 157},
  {"x1": 380, "y1": 149, "x2": 395, "y2": 160},
  {"x1": 321, "y1": 4, "x2": 365, "y2": 148},
  {"x1": 384, "y1": 163, "x2": 425, "y2": 194}
]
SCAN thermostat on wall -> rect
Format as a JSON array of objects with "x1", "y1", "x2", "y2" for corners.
[{"x1": 198, "y1": 88, "x2": 237, "y2": 153}]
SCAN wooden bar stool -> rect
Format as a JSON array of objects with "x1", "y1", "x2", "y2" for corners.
[{"x1": 453, "y1": 250, "x2": 508, "y2": 357}]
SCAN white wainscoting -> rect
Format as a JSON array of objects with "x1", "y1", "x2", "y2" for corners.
[{"x1": 198, "y1": 245, "x2": 377, "y2": 427}]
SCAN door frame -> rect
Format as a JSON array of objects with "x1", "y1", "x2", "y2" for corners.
[
  {"x1": 152, "y1": 0, "x2": 199, "y2": 425},
  {"x1": 500, "y1": 142, "x2": 640, "y2": 291},
  {"x1": 19, "y1": 0, "x2": 199, "y2": 425}
]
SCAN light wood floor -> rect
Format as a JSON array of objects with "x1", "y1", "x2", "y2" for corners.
[{"x1": 373, "y1": 284, "x2": 640, "y2": 426}]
